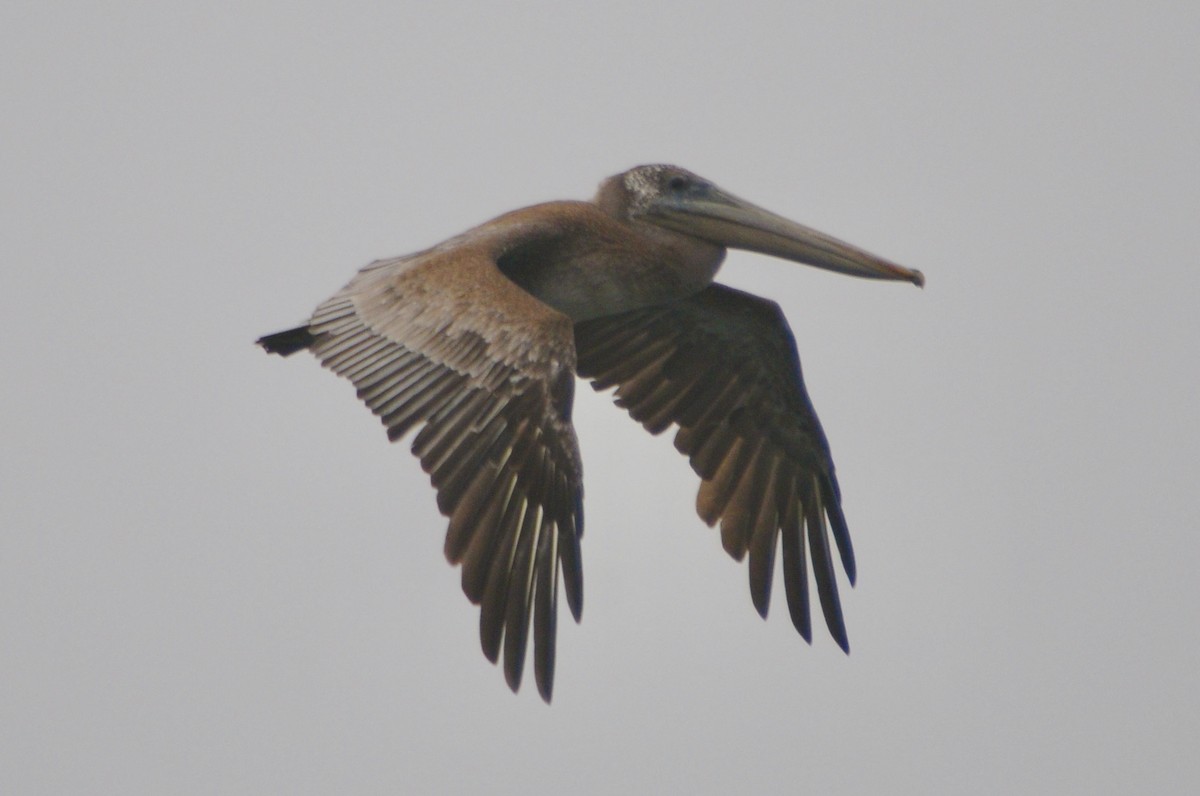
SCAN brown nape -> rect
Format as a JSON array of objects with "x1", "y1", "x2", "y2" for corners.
[{"x1": 592, "y1": 172, "x2": 632, "y2": 219}]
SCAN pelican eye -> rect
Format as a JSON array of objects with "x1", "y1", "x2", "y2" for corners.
[{"x1": 666, "y1": 174, "x2": 691, "y2": 192}]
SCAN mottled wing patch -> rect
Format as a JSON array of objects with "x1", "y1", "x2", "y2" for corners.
[{"x1": 305, "y1": 252, "x2": 584, "y2": 701}]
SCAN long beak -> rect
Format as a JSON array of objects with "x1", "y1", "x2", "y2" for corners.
[{"x1": 650, "y1": 187, "x2": 925, "y2": 287}]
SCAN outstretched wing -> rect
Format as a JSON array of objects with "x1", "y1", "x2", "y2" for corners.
[
  {"x1": 263, "y1": 249, "x2": 584, "y2": 701},
  {"x1": 574, "y1": 283, "x2": 854, "y2": 650}
]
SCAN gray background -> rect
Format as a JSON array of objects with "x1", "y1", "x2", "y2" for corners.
[{"x1": 4, "y1": 3, "x2": 1198, "y2": 793}]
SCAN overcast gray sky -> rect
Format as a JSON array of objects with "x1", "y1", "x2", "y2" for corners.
[{"x1": 4, "y1": 3, "x2": 1198, "y2": 793}]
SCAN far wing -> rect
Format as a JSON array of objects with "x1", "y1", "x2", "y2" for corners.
[
  {"x1": 303, "y1": 250, "x2": 584, "y2": 701},
  {"x1": 574, "y1": 283, "x2": 854, "y2": 650}
]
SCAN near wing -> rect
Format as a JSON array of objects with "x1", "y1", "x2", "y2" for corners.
[
  {"x1": 289, "y1": 250, "x2": 584, "y2": 701},
  {"x1": 573, "y1": 283, "x2": 855, "y2": 650}
]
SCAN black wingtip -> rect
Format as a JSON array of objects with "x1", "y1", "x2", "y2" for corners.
[
  {"x1": 257, "y1": 326, "x2": 315, "y2": 356},
  {"x1": 537, "y1": 675, "x2": 554, "y2": 704},
  {"x1": 480, "y1": 614, "x2": 503, "y2": 665},
  {"x1": 749, "y1": 557, "x2": 772, "y2": 619},
  {"x1": 503, "y1": 654, "x2": 524, "y2": 695},
  {"x1": 817, "y1": 593, "x2": 850, "y2": 653},
  {"x1": 821, "y1": 480, "x2": 857, "y2": 585},
  {"x1": 805, "y1": 498, "x2": 853, "y2": 655},
  {"x1": 561, "y1": 529, "x2": 584, "y2": 623}
]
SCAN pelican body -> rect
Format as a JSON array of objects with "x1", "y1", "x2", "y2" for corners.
[{"x1": 259, "y1": 165, "x2": 923, "y2": 701}]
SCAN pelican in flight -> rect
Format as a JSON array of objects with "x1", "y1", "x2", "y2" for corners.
[{"x1": 259, "y1": 164, "x2": 923, "y2": 701}]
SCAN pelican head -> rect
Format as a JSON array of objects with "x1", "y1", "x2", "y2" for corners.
[{"x1": 597, "y1": 164, "x2": 924, "y2": 287}]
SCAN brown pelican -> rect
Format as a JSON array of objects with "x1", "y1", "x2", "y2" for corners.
[{"x1": 258, "y1": 164, "x2": 923, "y2": 702}]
